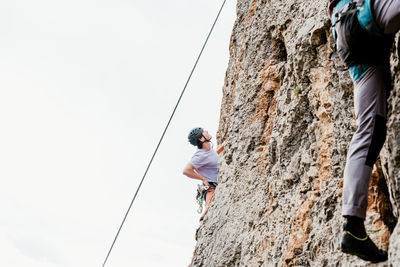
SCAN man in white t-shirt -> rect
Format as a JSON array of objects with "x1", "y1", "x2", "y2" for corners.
[{"x1": 183, "y1": 127, "x2": 224, "y2": 220}]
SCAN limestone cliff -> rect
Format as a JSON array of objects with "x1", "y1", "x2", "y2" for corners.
[{"x1": 192, "y1": 0, "x2": 400, "y2": 266}]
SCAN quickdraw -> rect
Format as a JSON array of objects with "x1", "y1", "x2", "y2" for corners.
[{"x1": 196, "y1": 184, "x2": 209, "y2": 214}]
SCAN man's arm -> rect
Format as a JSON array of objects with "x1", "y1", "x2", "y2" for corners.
[{"x1": 183, "y1": 163, "x2": 210, "y2": 187}]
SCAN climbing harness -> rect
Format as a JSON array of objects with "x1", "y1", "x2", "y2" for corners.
[
  {"x1": 196, "y1": 184, "x2": 208, "y2": 213},
  {"x1": 196, "y1": 184, "x2": 210, "y2": 213},
  {"x1": 330, "y1": 0, "x2": 393, "y2": 81}
]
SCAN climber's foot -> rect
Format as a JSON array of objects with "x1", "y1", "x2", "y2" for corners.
[
  {"x1": 195, "y1": 227, "x2": 200, "y2": 241},
  {"x1": 341, "y1": 231, "x2": 388, "y2": 263}
]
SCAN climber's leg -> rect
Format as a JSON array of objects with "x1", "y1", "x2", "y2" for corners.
[
  {"x1": 340, "y1": 64, "x2": 390, "y2": 263},
  {"x1": 200, "y1": 188, "x2": 215, "y2": 221},
  {"x1": 342, "y1": 63, "x2": 391, "y2": 219}
]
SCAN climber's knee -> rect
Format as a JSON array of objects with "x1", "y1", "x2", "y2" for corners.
[{"x1": 365, "y1": 114, "x2": 387, "y2": 167}]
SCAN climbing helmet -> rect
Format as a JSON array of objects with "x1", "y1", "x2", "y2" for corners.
[{"x1": 188, "y1": 127, "x2": 203, "y2": 146}]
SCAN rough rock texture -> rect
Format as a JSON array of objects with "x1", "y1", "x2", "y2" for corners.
[
  {"x1": 192, "y1": 0, "x2": 400, "y2": 266},
  {"x1": 383, "y1": 37, "x2": 400, "y2": 266}
]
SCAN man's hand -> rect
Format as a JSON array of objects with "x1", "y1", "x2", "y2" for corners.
[
  {"x1": 183, "y1": 163, "x2": 211, "y2": 187},
  {"x1": 202, "y1": 179, "x2": 210, "y2": 187}
]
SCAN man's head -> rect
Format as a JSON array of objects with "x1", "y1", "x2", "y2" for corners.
[{"x1": 188, "y1": 127, "x2": 211, "y2": 149}]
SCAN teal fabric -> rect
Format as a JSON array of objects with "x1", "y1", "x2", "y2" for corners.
[
  {"x1": 357, "y1": 0, "x2": 382, "y2": 35},
  {"x1": 349, "y1": 64, "x2": 370, "y2": 81},
  {"x1": 331, "y1": 0, "x2": 380, "y2": 81},
  {"x1": 335, "y1": 0, "x2": 353, "y2": 13},
  {"x1": 332, "y1": 0, "x2": 353, "y2": 25},
  {"x1": 332, "y1": 0, "x2": 382, "y2": 35},
  {"x1": 331, "y1": 0, "x2": 352, "y2": 40}
]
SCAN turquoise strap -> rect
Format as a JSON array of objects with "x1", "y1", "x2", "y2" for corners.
[
  {"x1": 335, "y1": 0, "x2": 353, "y2": 14},
  {"x1": 348, "y1": 64, "x2": 369, "y2": 81},
  {"x1": 357, "y1": 0, "x2": 382, "y2": 35}
]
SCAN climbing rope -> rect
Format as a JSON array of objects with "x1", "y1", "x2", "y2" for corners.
[{"x1": 102, "y1": 1, "x2": 228, "y2": 266}]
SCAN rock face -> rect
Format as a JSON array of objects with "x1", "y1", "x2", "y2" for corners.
[{"x1": 192, "y1": 0, "x2": 400, "y2": 266}]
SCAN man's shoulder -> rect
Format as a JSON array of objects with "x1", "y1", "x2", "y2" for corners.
[
  {"x1": 192, "y1": 149, "x2": 207, "y2": 158},
  {"x1": 192, "y1": 149, "x2": 213, "y2": 161}
]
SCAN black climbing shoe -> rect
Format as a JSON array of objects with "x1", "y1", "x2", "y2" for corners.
[
  {"x1": 341, "y1": 231, "x2": 388, "y2": 263},
  {"x1": 195, "y1": 227, "x2": 200, "y2": 241}
]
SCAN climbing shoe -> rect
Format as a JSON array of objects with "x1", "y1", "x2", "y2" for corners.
[
  {"x1": 341, "y1": 231, "x2": 388, "y2": 263},
  {"x1": 195, "y1": 227, "x2": 200, "y2": 241}
]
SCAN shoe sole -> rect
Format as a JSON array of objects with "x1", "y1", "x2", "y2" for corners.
[{"x1": 341, "y1": 247, "x2": 385, "y2": 263}]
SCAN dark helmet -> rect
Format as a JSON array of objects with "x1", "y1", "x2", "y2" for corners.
[{"x1": 188, "y1": 127, "x2": 203, "y2": 146}]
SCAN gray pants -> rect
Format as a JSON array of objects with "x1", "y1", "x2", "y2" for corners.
[{"x1": 342, "y1": 0, "x2": 400, "y2": 219}]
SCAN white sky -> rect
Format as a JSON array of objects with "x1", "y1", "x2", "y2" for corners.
[{"x1": 0, "y1": 0, "x2": 236, "y2": 266}]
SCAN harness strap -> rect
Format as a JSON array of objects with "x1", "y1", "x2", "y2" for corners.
[{"x1": 196, "y1": 184, "x2": 216, "y2": 213}]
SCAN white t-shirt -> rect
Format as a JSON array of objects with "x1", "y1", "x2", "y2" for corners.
[{"x1": 190, "y1": 147, "x2": 219, "y2": 184}]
